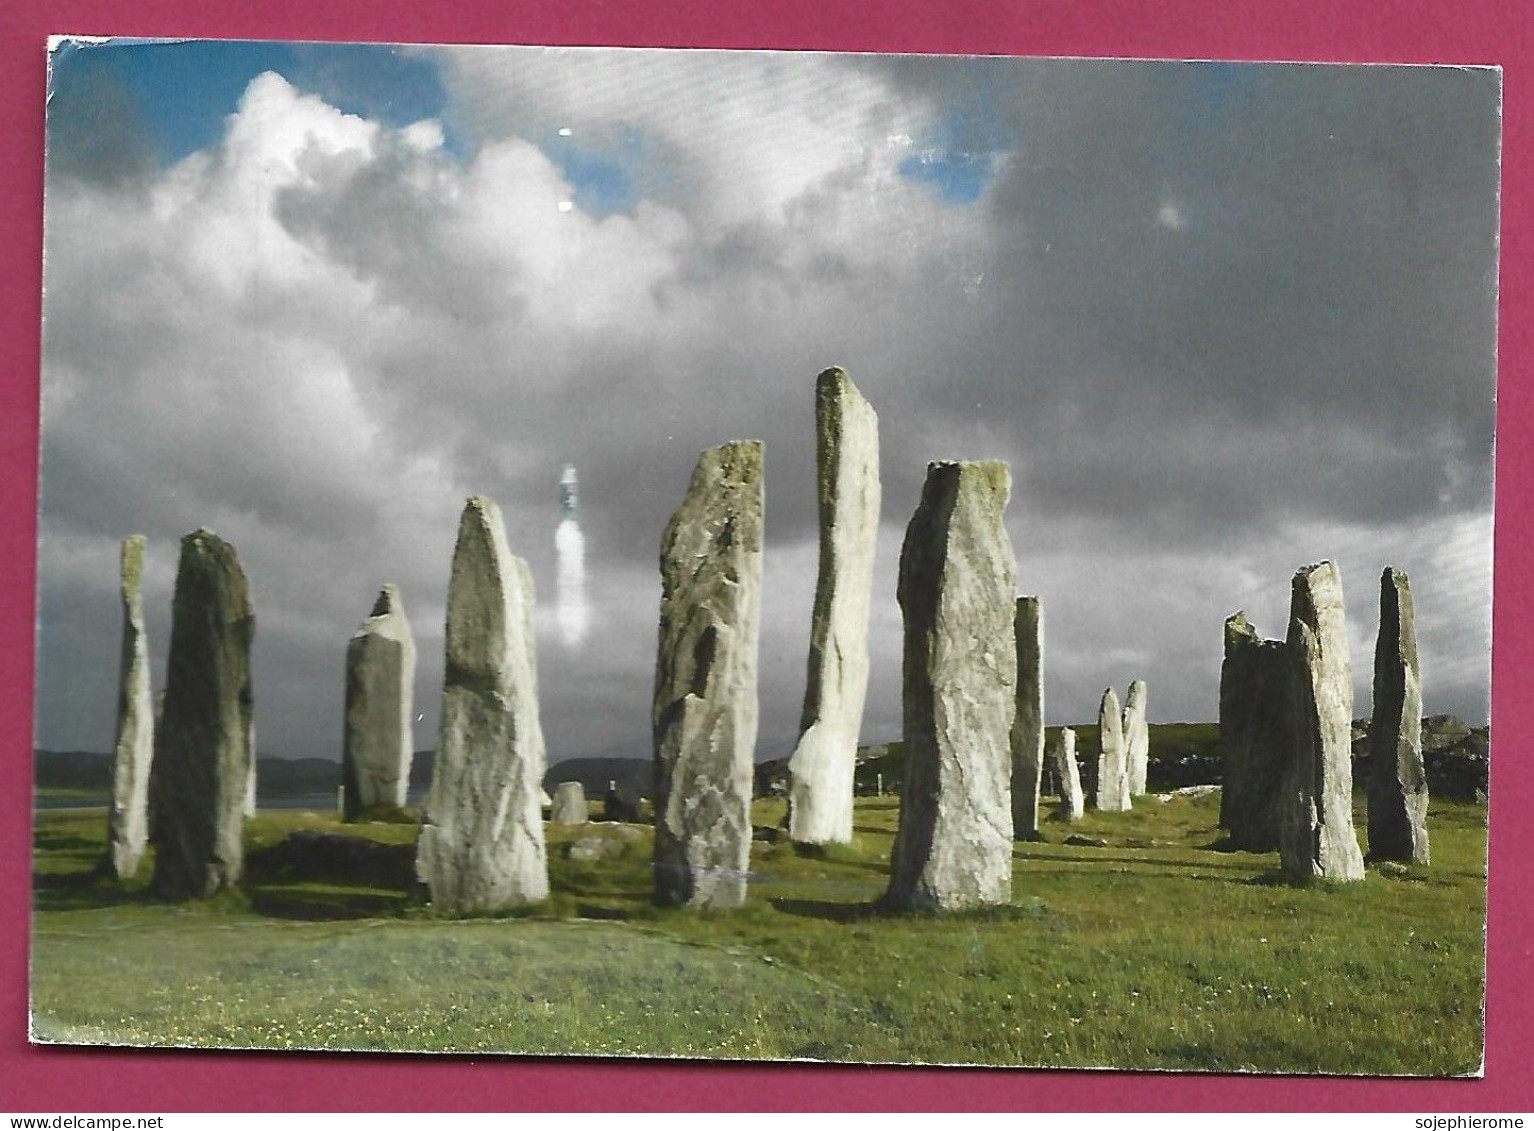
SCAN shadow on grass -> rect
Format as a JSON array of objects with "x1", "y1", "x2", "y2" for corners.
[
  {"x1": 248, "y1": 885, "x2": 409, "y2": 921},
  {"x1": 771, "y1": 896, "x2": 1052, "y2": 924}
]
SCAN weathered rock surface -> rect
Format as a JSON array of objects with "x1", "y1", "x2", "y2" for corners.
[
  {"x1": 652, "y1": 441, "x2": 764, "y2": 910},
  {"x1": 107, "y1": 536, "x2": 153, "y2": 880},
  {"x1": 1280, "y1": 561, "x2": 1365, "y2": 883},
  {"x1": 342, "y1": 584, "x2": 416, "y2": 820},
  {"x1": 789, "y1": 368, "x2": 880, "y2": 847},
  {"x1": 416, "y1": 497, "x2": 550, "y2": 912},
  {"x1": 1367, "y1": 567, "x2": 1430, "y2": 864},
  {"x1": 551, "y1": 780, "x2": 588, "y2": 825},
  {"x1": 884, "y1": 460, "x2": 1016, "y2": 912},
  {"x1": 1011, "y1": 596, "x2": 1045, "y2": 839},
  {"x1": 1123, "y1": 679, "x2": 1150, "y2": 796},
  {"x1": 1218, "y1": 612, "x2": 1289, "y2": 852},
  {"x1": 150, "y1": 529, "x2": 256, "y2": 900},
  {"x1": 1051, "y1": 726, "x2": 1085, "y2": 821},
  {"x1": 1095, "y1": 688, "x2": 1130, "y2": 812},
  {"x1": 565, "y1": 823, "x2": 645, "y2": 862}
]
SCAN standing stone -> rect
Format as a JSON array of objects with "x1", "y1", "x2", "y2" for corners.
[
  {"x1": 342, "y1": 584, "x2": 417, "y2": 820},
  {"x1": 244, "y1": 725, "x2": 257, "y2": 816},
  {"x1": 788, "y1": 368, "x2": 880, "y2": 847},
  {"x1": 551, "y1": 781, "x2": 588, "y2": 825},
  {"x1": 1051, "y1": 727, "x2": 1085, "y2": 821},
  {"x1": 107, "y1": 536, "x2": 153, "y2": 880},
  {"x1": 1010, "y1": 596, "x2": 1045, "y2": 840},
  {"x1": 416, "y1": 497, "x2": 549, "y2": 912},
  {"x1": 884, "y1": 461, "x2": 1016, "y2": 912},
  {"x1": 652, "y1": 441, "x2": 764, "y2": 910},
  {"x1": 1095, "y1": 688, "x2": 1130, "y2": 811},
  {"x1": 1217, "y1": 612, "x2": 1289, "y2": 852},
  {"x1": 1367, "y1": 567, "x2": 1430, "y2": 864},
  {"x1": 149, "y1": 529, "x2": 255, "y2": 900},
  {"x1": 1280, "y1": 561, "x2": 1365, "y2": 883},
  {"x1": 1123, "y1": 679, "x2": 1150, "y2": 795}
]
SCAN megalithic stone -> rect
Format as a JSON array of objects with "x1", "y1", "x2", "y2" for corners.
[
  {"x1": 1367, "y1": 567, "x2": 1430, "y2": 864},
  {"x1": 1051, "y1": 726, "x2": 1085, "y2": 821},
  {"x1": 1095, "y1": 688, "x2": 1130, "y2": 811},
  {"x1": 652, "y1": 441, "x2": 764, "y2": 910},
  {"x1": 1124, "y1": 679, "x2": 1150, "y2": 795},
  {"x1": 244, "y1": 736, "x2": 257, "y2": 817},
  {"x1": 884, "y1": 460, "x2": 1016, "y2": 912},
  {"x1": 789, "y1": 368, "x2": 880, "y2": 847},
  {"x1": 1010, "y1": 596, "x2": 1045, "y2": 840},
  {"x1": 149, "y1": 529, "x2": 255, "y2": 900},
  {"x1": 551, "y1": 781, "x2": 588, "y2": 825},
  {"x1": 1280, "y1": 561, "x2": 1365, "y2": 883},
  {"x1": 107, "y1": 536, "x2": 153, "y2": 880},
  {"x1": 1217, "y1": 612, "x2": 1288, "y2": 851},
  {"x1": 342, "y1": 584, "x2": 417, "y2": 820},
  {"x1": 416, "y1": 497, "x2": 550, "y2": 912}
]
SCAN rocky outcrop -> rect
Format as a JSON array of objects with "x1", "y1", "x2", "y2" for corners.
[
  {"x1": 150, "y1": 529, "x2": 256, "y2": 900},
  {"x1": 1095, "y1": 688, "x2": 1130, "y2": 812},
  {"x1": 1280, "y1": 561, "x2": 1365, "y2": 883},
  {"x1": 416, "y1": 497, "x2": 550, "y2": 913},
  {"x1": 884, "y1": 461, "x2": 1016, "y2": 911},
  {"x1": 550, "y1": 781, "x2": 588, "y2": 825},
  {"x1": 1051, "y1": 726, "x2": 1085, "y2": 821},
  {"x1": 652, "y1": 442, "x2": 764, "y2": 910},
  {"x1": 1218, "y1": 612, "x2": 1288, "y2": 852},
  {"x1": 1367, "y1": 567, "x2": 1430, "y2": 864},
  {"x1": 1124, "y1": 679, "x2": 1149, "y2": 796},
  {"x1": 342, "y1": 584, "x2": 416, "y2": 820},
  {"x1": 1011, "y1": 596, "x2": 1045, "y2": 840},
  {"x1": 107, "y1": 536, "x2": 154, "y2": 880},
  {"x1": 789, "y1": 368, "x2": 880, "y2": 847}
]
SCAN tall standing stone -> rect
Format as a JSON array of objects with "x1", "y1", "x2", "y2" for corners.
[
  {"x1": 1010, "y1": 596, "x2": 1045, "y2": 840},
  {"x1": 789, "y1": 368, "x2": 880, "y2": 847},
  {"x1": 1123, "y1": 679, "x2": 1150, "y2": 795},
  {"x1": 1367, "y1": 567, "x2": 1430, "y2": 864},
  {"x1": 149, "y1": 529, "x2": 255, "y2": 899},
  {"x1": 342, "y1": 584, "x2": 417, "y2": 820},
  {"x1": 884, "y1": 461, "x2": 1016, "y2": 912},
  {"x1": 416, "y1": 497, "x2": 549, "y2": 912},
  {"x1": 1218, "y1": 612, "x2": 1288, "y2": 852},
  {"x1": 1095, "y1": 688, "x2": 1130, "y2": 811},
  {"x1": 107, "y1": 536, "x2": 153, "y2": 880},
  {"x1": 1051, "y1": 726, "x2": 1085, "y2": 821},
  {"x1": 1280, "y1": 561, "x2": 1365, "y2": 883},
  {"x1": 551, "y1": 781, "x2": 588, "y2": 826},
  {"x1": 652, "y1": 441, "x2": 764, "y2": 910}
]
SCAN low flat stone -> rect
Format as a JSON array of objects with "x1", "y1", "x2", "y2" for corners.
[
  {"x1": 550, "y1": 780, "x2": 588, "y2": 825},
  {"x1": 1065, "y1": 834, "x2": 1109, "y2": 848}
]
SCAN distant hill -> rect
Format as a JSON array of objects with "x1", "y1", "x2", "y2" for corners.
[{"x1": 36, "y1": 714, "x2": 1489, "y2": 802}]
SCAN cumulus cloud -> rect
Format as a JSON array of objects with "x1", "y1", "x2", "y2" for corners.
[{"x1": 36, "y1": 48, "x2": 1499, "y2": 763}]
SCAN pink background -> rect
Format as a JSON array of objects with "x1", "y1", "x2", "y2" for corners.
[{"x1": 2, "y1": 0, "x2": 1529, "y2": 1112}]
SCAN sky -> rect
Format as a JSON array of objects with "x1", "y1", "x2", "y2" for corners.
[{"x1": 35, "y1": 40, "x2": 1501, "y2": 762}]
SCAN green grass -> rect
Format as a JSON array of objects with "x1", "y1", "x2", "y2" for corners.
[{"x1": 31, "y1": 791, "x2": 1486, "y2": 1073}]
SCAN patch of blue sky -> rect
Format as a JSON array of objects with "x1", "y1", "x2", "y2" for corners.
[
  {"x1": 897, "y1": 104, "x2": 1010, "y2": 205},
  {"x1": 48, "y1": 38, "x2": 460, "y2": 166},
  {"x1": 545, "y1": 126, "x2": 648, "y2": 217}
]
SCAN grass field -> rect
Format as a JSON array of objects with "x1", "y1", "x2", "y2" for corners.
[{"x1": 30, "y1": 789, "x2": 1486, "y2": 1073}]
